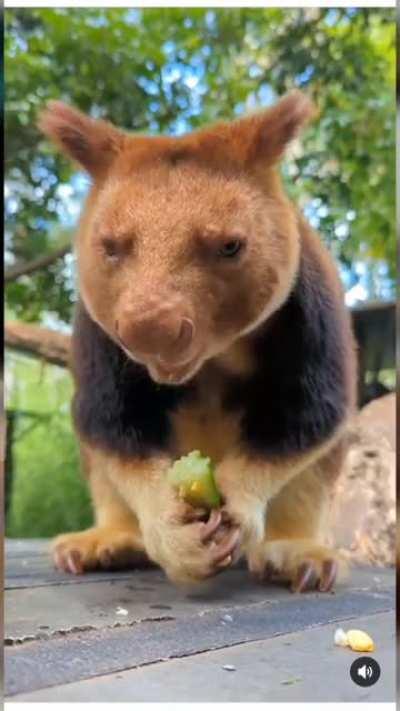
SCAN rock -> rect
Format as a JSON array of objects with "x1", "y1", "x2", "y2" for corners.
[{"x1": 328, "y1": 394, "x2": 395, "y2": 567}]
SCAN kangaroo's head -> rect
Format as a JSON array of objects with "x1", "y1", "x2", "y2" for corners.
[{"x1": 39, "y1": 91, "x2": 315, "y2": 384}]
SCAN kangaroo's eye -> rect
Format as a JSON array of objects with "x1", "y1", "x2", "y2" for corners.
[
  {"x1": 101, "y1": 237, "x2": 133, "y2": 262},
  {"x1": 218, "y1": 239, "x2": 244, "y2": 259},
  {"x1": 102, "y1": 238, "x2": 119, "y2": 259}
]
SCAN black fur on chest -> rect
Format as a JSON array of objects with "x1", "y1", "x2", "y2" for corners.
[
  {"x1": 224, "y1": 246, "x2": 352, "y2": 457},
  {"x1": 72, "y1": 245, "x2": 352, "y2": 461},
  {"x1": 71, "y1": 306, "x2": 189, "y2": 457}
]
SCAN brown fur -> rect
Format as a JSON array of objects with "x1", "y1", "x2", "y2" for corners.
[
  {"x1": 42, "y1": 92, "x2": 357, "y2": 587},
  {"x1": 39, "y1": 93, "x2": 310, "y2": 385}
]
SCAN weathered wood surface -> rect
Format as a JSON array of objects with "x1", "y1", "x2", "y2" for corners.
[{"x1": 5, "y1": 539, "x2": 395, "y2": 702}]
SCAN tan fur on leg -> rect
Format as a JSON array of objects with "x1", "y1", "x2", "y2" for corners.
[
  {"x1": 52, "y1": 444, "x2": 149, "y2": 574},
  {"x1": 214, "y1": 425, "x2": 348, "y2": 556},
  {"x1": 246, "y1": 446, "x2": 349, "y2": 592}
]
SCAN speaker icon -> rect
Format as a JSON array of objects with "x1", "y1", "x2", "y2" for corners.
[
  {"x1": 350, "y1": 657, "x2": 380, "y2": 687},
  {"x1": 357, "y1": 664, "x2": 373, "y2": 680}
]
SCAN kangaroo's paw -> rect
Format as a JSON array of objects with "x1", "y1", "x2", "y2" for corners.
[
  {"x1": 248, "y1": 539, "x2": 347, "y2": 593},
  {"x1": 52, "y1": 527, "x2": 150, "y2": 574}
]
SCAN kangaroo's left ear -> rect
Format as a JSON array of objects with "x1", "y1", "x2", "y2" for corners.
[
  {"x1": 196, "y1": 91, "x2": 316, "y2": 168},
  {"x1": 38, "y1": 101, "x2": 125, "y2": 178}
]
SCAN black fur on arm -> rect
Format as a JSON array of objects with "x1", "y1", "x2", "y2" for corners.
[
  {"x1": 225, "y1": 235, "x2": 356, "y2": 459},
  {"x1": 71, "y1": 304, "x2": 187, "y2": 458}
]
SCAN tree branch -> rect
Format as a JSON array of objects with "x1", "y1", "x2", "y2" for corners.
[
  {"x1": 5, "y1": 244, "x2": 72, "y2": 283},
  {"x1": 5, "y1": 322, "x2": 71, "y2": 368}
]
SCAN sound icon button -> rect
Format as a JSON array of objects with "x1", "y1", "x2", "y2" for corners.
[{"x1": 350, "y1": 657, "x2": 381, "y2": 687}]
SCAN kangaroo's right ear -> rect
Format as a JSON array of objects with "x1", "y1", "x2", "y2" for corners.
[{"x1": 38, "y1": 101, "x2": 125, "y2": 178}]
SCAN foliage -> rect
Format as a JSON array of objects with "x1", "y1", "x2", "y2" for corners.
[
  {"x1": 5, "y1": 7, "x2": 396, "y2": 325},
  {"x1": 6, "y1": 354, "x2": 92, "y2": 537}
]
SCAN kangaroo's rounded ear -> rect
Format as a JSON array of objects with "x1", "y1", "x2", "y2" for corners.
[
  {"x1": 243, "y1": 90, "x2": 317, "y2": 165},
  {"x1": 38, "y1": 101, "x2": 125, "y2": 178},
  {"x1": 195, "y1": 91, "x2": 317, "y2": 169}
]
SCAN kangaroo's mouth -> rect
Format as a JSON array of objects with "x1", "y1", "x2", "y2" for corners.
[
  {"x1": 146, "y1": 355, "x2": 203, "y2": 386},
  {"x1": 116, "y1": 331, "x2": 204, "y2": 386}
]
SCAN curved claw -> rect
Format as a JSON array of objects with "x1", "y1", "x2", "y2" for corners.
[
  {"x1": 211, "y1": 527, "x2": 241, "y2": 566},
  {"x1": 318, "y1": 559, "x2": 338, "y2": 592},
  {"x1": 54, "y1": 548, "x2": 84, "y2": 575},
  {"x1": 66, "y1": 550, "x2": 83, "y2": 575},
  {"x1": 200, "y1": 509, "x2": 222, "y2": 543},
  {"x1": 292, "y1": 561, "x2": 318, "y2": 593}
]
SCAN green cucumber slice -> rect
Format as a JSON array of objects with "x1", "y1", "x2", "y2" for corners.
[{"x1": 167, "y1": 450, "x2": 221, "y2": 509}]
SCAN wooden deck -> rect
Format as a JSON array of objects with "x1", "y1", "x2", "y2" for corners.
[{"x1": 5, "y1": 538, "x2": 396, "y2": 702}]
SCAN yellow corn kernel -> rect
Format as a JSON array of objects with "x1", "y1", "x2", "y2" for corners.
[{"x1": 346, "y1": 630, "x2": 375, "y2": 652}]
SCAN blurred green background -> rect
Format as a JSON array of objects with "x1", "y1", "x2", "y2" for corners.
[{"x1": 4, "y1": 7, "x2": 395, "y2": 537}]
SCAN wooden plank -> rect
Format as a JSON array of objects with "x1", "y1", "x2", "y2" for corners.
[
  {"x1": 5, "y1": 569, "x2": 263, "y2": 641},
  {"x1": 10, "y1": 612, "x2": 395, "y2": 703},
  {"x1": 5, "y1": 555, "x2": 394, "y2": 642},
  {"x1": 5, "y1": 538, "x2": 147, "y2": 589},
  {"x1": 5, "y1": 538, "x2": 51, "y2": 557},
  {"x1": 5, "y1": 556, "x2": 139, "y2": 590},
  {"x1": 5, "y1": 565, "x2": 322, "y2": 642},
  {"x1": 5, "y1": 585, "x2": 395, "y2": 697}
]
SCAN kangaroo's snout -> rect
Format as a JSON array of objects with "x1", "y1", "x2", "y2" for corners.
[{"x1": 116, "y1": 297, "x2": 194, "y2": 364}]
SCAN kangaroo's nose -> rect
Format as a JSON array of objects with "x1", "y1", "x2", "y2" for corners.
[{"x1": 116, "y1": 308, "x2": 194, "y2": 361}]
